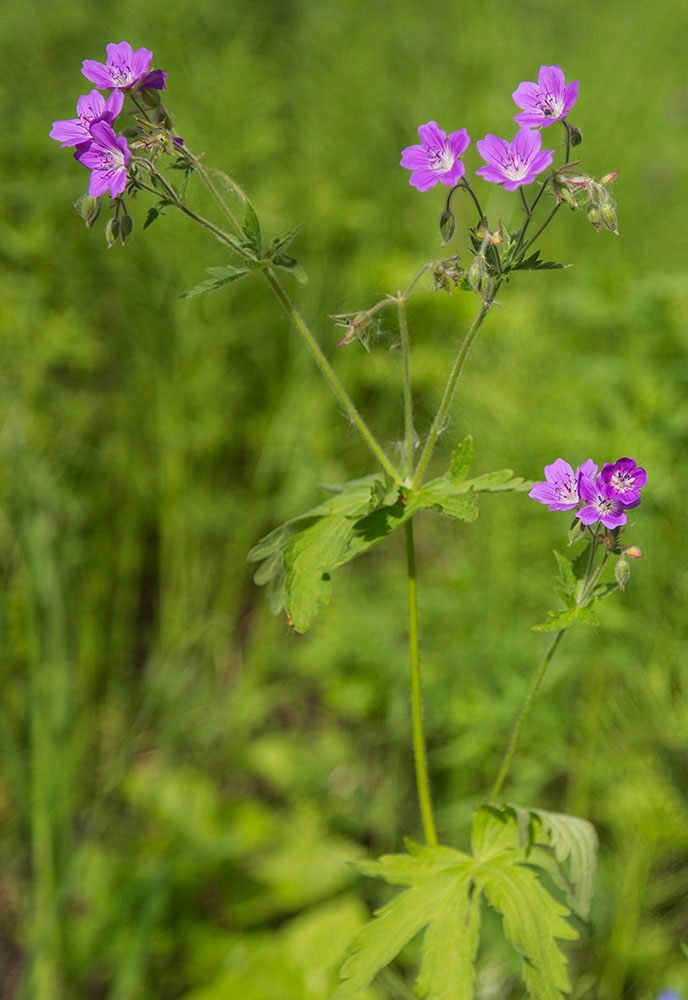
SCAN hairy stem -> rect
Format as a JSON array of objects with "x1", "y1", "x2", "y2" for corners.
[
  {"x1": 412, "y1": 292, "x2": 498, "y2": 489},
  {"x1": 398, "y1": 298, "x2": 415, "y2": 480},
  {"x1": 264, "y1": 268, "x2": 401, "y2": 482},
  {"x1": 404, "y1": 518, "x2": 438, "y2": 845},
  {"x1": 489, "y1": 630, "x2": 565, "y2": 804}
]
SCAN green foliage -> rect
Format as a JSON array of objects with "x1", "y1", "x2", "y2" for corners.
[
  {"x1": 248, "y1": 438, "x2": 529, "y2": 631},
  {"x1": 533, "y1": 547, "x2": 619, "y2": 632},
  {"x1": 332, "y1": 806, "x2": 587, "y2": 1000}
]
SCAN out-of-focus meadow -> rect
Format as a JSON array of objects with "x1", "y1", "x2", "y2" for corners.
[{"x1": 2, "y1": 0, "x2": 688, "y2": 996}]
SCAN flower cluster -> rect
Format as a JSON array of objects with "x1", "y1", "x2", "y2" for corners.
[
  {"x1": 529, "y1": 457, "x2": 647, "y2": 529},
  {"x1": 400, "y1": 64, "x2": 576, "y2": 192},
  {"x1": 50, "y1": 41, "x2": 166, "y2": 198}
]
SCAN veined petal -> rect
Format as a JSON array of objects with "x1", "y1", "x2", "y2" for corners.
[
  {"x1": 409, "y1": 167, "x2": 440, "y2": 191},
  {"x1": 400, "y1": 144, "x2": 430, "y2": 168},
  {"x1": 514, "y1": 126, "x2": 541, "y2": 159},
  {"x1": 563, "y1": 80, "x2": 579, "y2": 113},
  {"x1": 417, "y1": 120, "x2": 446, "y2": 147},
  {"x1": 475, "y1": 164, "x2": 507, "y2": 184},
  {"x1": 81, "y1": 60, "x2": 116, "y2": 88},
  {"x1": 476, "y1": 133, "x2": 510, "y2": 165},
  {"x1": 438, "y1": 160, "x2": 466, "y2": 186},
  {"x1": 512, "y1": 81, "x2": 540, "y2": 109},
  {"x1": 539, "y1": 64, "x2": 565, "y2": 97},
  {"x1": 447, "y1": 128, "x2": 470, "y2": 157},
  {"x1": 76, "y1": 90, "x2": 106, "y2": 119}
]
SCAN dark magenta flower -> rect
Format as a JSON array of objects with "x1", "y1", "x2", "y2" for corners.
[
  {"x1": 82, "y1": 41, "x2": 166, "y2": 92},
  {"x1": 50, "y1": 89, "x2": 124, "y2": 148},
  {"x1": 513, "y1": 64, "x2": 578, "y2": 128},
  {"x1": 577, "y1": 476, "x2": 633, "y2": 529},
  {"x1": 74, "y1": 121, "x2": 130, "y2": 197},
  {"x1": 475, "y1": 129, "x2": 554, "y2": 191},
  {"x1": 598, "y1": 457, "x2": 647, "y2": 506},
  {"x1": 529, "y1": 458, "x2": 597, "y2": 510},
  {"x1": 400, "y1": 121, "x2": 470, "y2": 192}
]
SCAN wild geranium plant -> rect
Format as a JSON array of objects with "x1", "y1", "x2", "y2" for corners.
[{"x1": 52, "y1": 51, "x2": 643, "y2": 999}]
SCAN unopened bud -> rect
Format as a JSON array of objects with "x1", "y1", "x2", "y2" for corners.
[
  {"x1": 600, "y1": 170, "x2": 619, "y2": 186},
  {"x1": 568, "y1": 124, "x2": 583, "y2": 147},
  {"x1": 439, "y1": 209, "x2": 456, "y2": 245},
  {"x1": 77, "y1": 195, "x2": 101, "y2": 229},
  {"x1": 568, "y1": 517, "x2": 586, "y2": 544},
  {"x1": 467, "y1": 256, "x2": 485, "y2": 294},
  {"x1": 105, "y1": 217, "x2": 120, "y2": 249},
  {"x1": 614, "y1": 554, "x2": 630, "y2": 591},
  {"x1": 120, "y1": 214, "x2": 133, "y2": 244},
  {"x1": 625, "y1": 545, "x2": 643, "y2": 559}
]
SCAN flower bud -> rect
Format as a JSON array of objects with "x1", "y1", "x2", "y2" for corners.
[
  {"x1": 467, "y1": 256, "x2": 485, "y2": 293},
  {"x1": 568, "y1": 124, "x2": 583, "y2": 147},
  {"x1": 614, "y1": 554, "x2": 630, "y2": 591},
  {"x1": 105, "y1": 217, "x2": 120, "y2": 249},
  {"x1": 600, "y1": 170, "x2": 618, "y2": 186},
  {"x1": 76, "y1": 195, "x2": 101, "y2": 229},
  {"x1": 439, "y1": 209, "x2": 456, "y2": 245},
  {"x1": 624, "y1": 545, "x2": 643, "y2": 559},
  {"x1": 119, "y1": 214, "x2": 133, "y2": 244}
]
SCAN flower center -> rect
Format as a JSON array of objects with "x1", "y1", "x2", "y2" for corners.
[
  {"x1": 502, "y1": 151, "x2": 528, "y2": 181},
  {"x1": 428, "y1": 144, "x2": 455, "y2": 173},
  {"x1": 610, "y1": 471, "x2": 634, "y2": 492},
  {"x1": 108, "y1": 60, "x2": 134, "y2": 87},
  {"x1": 554, "y1": 476, "x2": 578, "y2": 504},
  {"x1": 538, "y1": 91, "x2": 564, "y2": 119}
]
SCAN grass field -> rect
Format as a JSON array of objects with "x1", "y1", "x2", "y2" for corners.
[{"x1": 2, "y1": 0, "x2": 688, "y2": 996}]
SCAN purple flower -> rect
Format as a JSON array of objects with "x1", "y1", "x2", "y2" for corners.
[
  {"x1": 529, "y1": 458, "x2": 598, "y2": 511},
  {"x1": 400, "y1": 121, "x2": 470, "y2": 192},
  {"x1": 513, "y1": 64, "x2": 579, "y2": 128},
  {"x1": 74, "y1": 121, "x2": 130, "y2": 198},
  {"x1": 475, "y1": 129, "x2": 554, "y2": 191},
  {"x1": 50, "y1": 89, "x2": 124, "y2": 148},
  {"x1": 598, "y1": 457, "x2": 647, "y2": 506},
  {"x1": 82, "y1": 41, "x2": 166, "y2": 92},
  {"x1": 577, "y1": 477, "x2": 631, "y2": 529}
]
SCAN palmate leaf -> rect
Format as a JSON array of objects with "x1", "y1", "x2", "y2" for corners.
[
  {"x1": 248, "y1": 439, "x2": 530, "y2": 631},
  {"x1": 331, "y1": 809, "x2": 581, "y2": 1000}
]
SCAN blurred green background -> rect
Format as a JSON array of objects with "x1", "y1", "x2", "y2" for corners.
[{"x1": 2, "y1": 0, "x2": 687, "y2": 997}]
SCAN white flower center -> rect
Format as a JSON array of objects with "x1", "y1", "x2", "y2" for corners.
[
  {"x1": 428, "y1": 144, "x2": 455, "y2": 173},
  {"x1": 502, "y1": 152, "x2": 529, "y2": 181},
  {"x1": 611, "y1": 471, "x2": 633, "y2": 492},
  {"x1": 554, "y1": 476, "x2": 578, "y2": 504},
  {"x1": 538, "y1": 91, "x2": 564, "y2": 119}
]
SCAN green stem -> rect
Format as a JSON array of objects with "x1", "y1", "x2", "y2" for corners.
[
  {"x1": 397, "y1": 298, "x2": 415, "y2": 480},
  {"x1": 489, "y1": 630, "x2": 565, "y2": 804},
  {"x1": 264, "y1": 268, "x2": 401, "y2": 482},
  {"x1": 411, "y1": 293, "x2": 497, "y2": 489},
  {"x1": 459, "y1": 177, "x2": 488, "y2": 226},
  {"x1": 404, "y1": 518, "x2": 438, "y2": 845}
]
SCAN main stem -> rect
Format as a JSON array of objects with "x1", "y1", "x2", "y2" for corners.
[
  {"x1": 398, "y1": 298, "x2": 415, "y2": 480},
  {"x1": 404, "y1": 518, "x2": 438, "y2": 845},
  {"x1": 489, "y1": 629, "x2": 565, "y2": 804}
]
